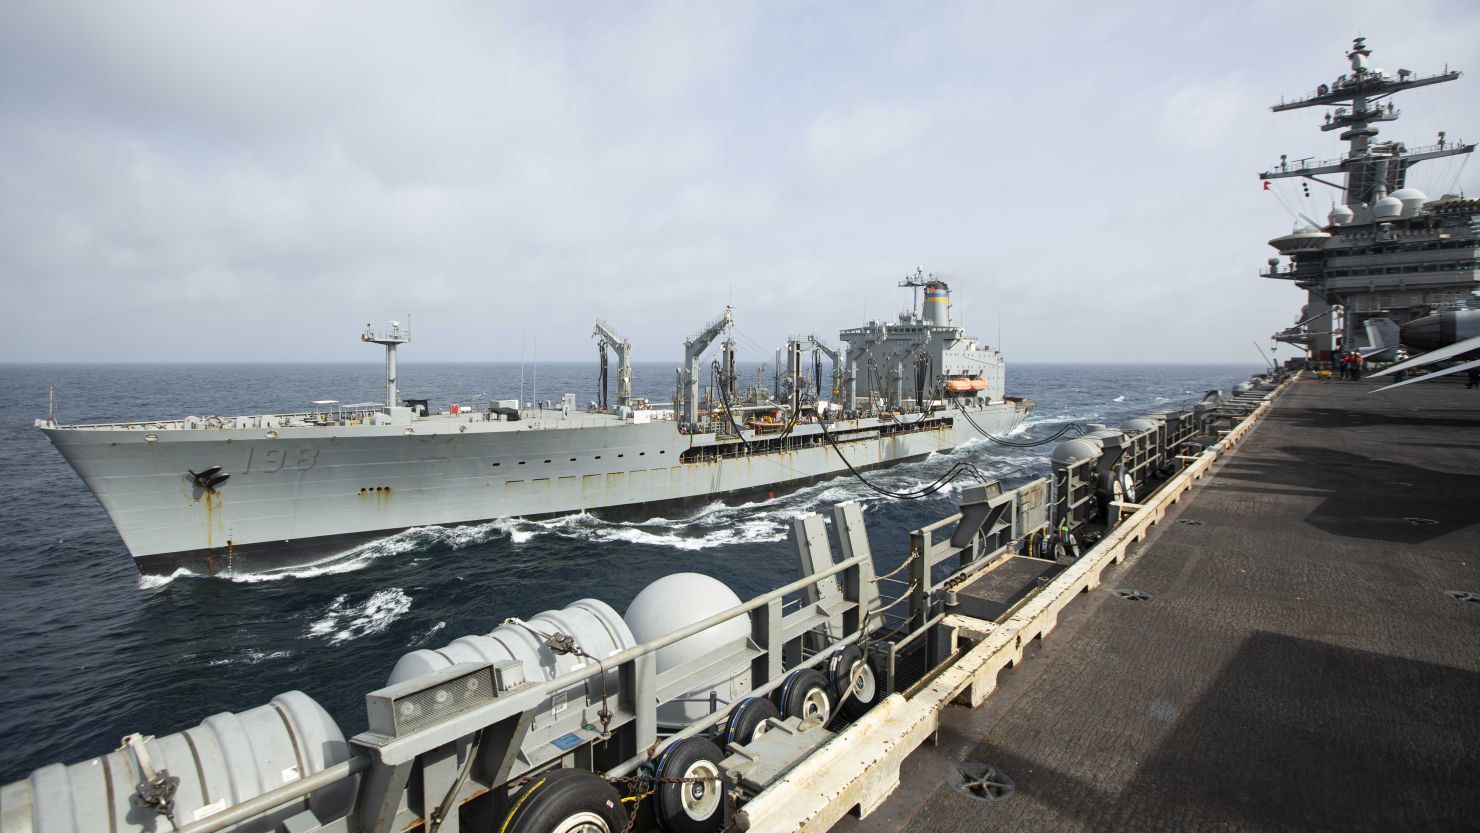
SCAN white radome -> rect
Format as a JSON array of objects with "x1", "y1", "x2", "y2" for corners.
[
  {"x1": 625, "y1": 573, "x2": 749, "y2": 671},
  {"x1": 625, "y1": 573, "x2": 751, "y2": 725},
  {"x1": 1372, "y1": 195, "x2": 1404, "y2": 219},
  {"x1": 1388, "y1": 187, "x2": 1428, "y2": 218}
]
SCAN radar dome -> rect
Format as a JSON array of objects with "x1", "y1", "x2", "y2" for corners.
[
  {"x1": 625, "y1": 573, "x2": 750, "y2": 726},
  {"x1": 1388, "y1": 187, "x2": 1427, "y2": 218},
  {"x1": 1328, "y1": 205, "x2": 1354, "y2": 226},
  {"x1": 1372, "y1": 195, "x2": 1404, "y2": 220}
]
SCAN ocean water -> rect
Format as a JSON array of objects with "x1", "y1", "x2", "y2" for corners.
[{"x1": 0, "y1": 361, "x2": 1259, "y2": 783}]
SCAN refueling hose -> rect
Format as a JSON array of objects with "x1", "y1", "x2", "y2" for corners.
[
  {"x1": 815, "y1": 414, "x2": 993, "y2": 500},
  {"x1": 955, "y1": 403, "x2": 1084, "y2": 447}
]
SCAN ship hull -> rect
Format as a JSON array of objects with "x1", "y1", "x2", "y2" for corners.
[
  {"x1": 44, "y1": 402, "x2": 1030, "y2": 575},
  {"x1": 130, "y1": 450, "x2": 936, "y2": 575}
]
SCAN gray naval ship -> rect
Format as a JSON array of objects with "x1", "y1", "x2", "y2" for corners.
[
  {"x1": 35, "y1": 271, "x2": 1031, "y2": 575},
  {"x1": 1259, "y1": 37, "x2": 1478, "y2": 362}
]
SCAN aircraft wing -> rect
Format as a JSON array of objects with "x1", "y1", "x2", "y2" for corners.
[
  {"x1": 1371, "y1": 357, "x2": 1480, "y2": 393},
  {"x1": 1368, "y1": 333, "x2": 1480, "y2": 379}
]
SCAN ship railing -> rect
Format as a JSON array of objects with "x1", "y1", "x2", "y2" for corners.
[
  {"x1": 163, "y1": 506, "x2": 889, "y2": 833},
  {"x1": 1263, "y1": 141, "x2": 1467, "y2": 176},
  {"x1": 906, "y1": 479, "x2": 1052, "y2": 631},
  {"x1": 1278, "y1": 69, "x2": 1459, "y2": 107},
  {"x1": 18, "y1": 476, "x2": 1113, "y2": 833},
  {"x1": 51, "y1": 409, "x2": 352, "y2": 431}
]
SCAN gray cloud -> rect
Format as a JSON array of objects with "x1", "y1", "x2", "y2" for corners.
[{"x1": 1, "y1": 0, "x2": 1476, "y2": 366}]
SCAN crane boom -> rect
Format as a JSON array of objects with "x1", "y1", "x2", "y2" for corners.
[
  {"x1": 592, "y1": 318, "x2": 633, "y2": 408},
  {"x1": 681, "y1": 308, "x2": 733, "y2": 427},
  {"x1": 804, "y1": 334, "x2": 846, "y2": 402}
]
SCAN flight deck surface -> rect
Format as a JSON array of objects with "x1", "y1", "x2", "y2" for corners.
[{"x1": 839, "y1": 375, "x2": 1480, "y2": 832}]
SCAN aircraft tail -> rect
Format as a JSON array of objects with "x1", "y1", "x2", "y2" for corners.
[{"x1": 1357, "y1": 318, "x2": 1400, "y2": 361}]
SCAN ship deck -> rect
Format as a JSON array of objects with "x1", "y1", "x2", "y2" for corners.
[
  {"x1": 48, "y1": 405, "x2": 640, "y2": 433},
  {"x1": 838, "y1": 375, "x2": 1480, "y2": 832}
]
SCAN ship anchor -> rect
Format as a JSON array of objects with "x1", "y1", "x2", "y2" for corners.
[{"x1": 188, "y1": 466, "x2": 230, "y2": 493}]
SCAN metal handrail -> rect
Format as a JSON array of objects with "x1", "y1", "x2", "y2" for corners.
[
  {"x1": 519, "y1": 548, "x2": 870, "y2": 701},
  {"x1": 604, "y1": 627, "x2": 868, "y2": 778},
  {"x1": 173, "y1": 756, "x2": 371, "y2": 833},
  {"x1": 169, "y1": 550, "x2": 875, "y2": 831},
  {"x1": 1262, "y1": 140, "x2": 1467, "y2": 174}
]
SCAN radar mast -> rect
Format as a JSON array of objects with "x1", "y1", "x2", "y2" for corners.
[
  {"x1": 361, "y1": 319, "x2": 411, "y2": 410},
  {"x1": 1260, "y1": 37, "x2": 1472, "y2": 208}
]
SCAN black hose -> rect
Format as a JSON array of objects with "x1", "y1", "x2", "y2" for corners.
[
  {"x1": 711, "y1": 360, "x2": 752, "y2": 452},
  {"x1": 815, "y1": 413, "x2": 989, "y2": 500},
  {"x1": 956, "y1": 404, "x2": 1083, "y2": 447}
]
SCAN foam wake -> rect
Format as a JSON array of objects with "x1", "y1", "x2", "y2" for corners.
[
  {"x1": 307, "y1": 588, "x2": 413, "y2": 645},
  {"x1": 205, "y1": 649, "x2": 294, "y2": 667}
]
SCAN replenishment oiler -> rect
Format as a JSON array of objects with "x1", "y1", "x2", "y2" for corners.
[{"x1": 34, "y1": 270, "x2": 1031, "y2": 576}]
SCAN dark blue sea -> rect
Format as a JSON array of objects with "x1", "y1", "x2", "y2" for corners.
[{"x1": 0, "y1": 361, "x2": 1259, "y2": 783}]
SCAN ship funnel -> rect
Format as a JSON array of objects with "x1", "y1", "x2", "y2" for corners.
[{"x1": 924, "y1": 280, "x2": 952, "y2": 326}]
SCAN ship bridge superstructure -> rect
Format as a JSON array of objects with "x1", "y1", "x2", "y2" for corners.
[
  {"x1": 1259, "y1": 37, "x2": 1478, "y2": 360},
  {"x1": 839, "y1": 268, "x2": 1005, "y2": 411}
]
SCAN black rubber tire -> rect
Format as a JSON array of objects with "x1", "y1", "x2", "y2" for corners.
[
  {"x1": 834, "y1": 651, "x2": 883, "y2": 722},
  {"x1": 652, "y1": 736, "x2": 725, "y2": 833},
  {"x1": 496, "y1": 768, "x2": 627, "y2": 833},
  {"x1": 773, "y1": 668, "x2": 832, "y2": 727},
  {"x1": 721, "y1": 696, "x2": 779, "y2": 747}
]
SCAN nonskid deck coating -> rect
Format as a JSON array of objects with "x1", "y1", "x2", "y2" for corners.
[{"x1": 838, "y1": 376, "x2": 1480, "y2": 832}]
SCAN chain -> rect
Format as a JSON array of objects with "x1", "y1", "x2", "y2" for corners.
[{"x1": 607, "y1": 772, "x2": 724, "y2": 833}]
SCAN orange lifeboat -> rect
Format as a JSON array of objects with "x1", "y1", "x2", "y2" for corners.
[{"x1": 944, "y1": 377, "x2": 987, "y2": 393}]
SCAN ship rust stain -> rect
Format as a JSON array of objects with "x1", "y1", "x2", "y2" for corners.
[
  {"x1": 359, "y1": 486, "x2": 394, "y2": 509},
  {"x1": 202, "y1": 489, "x2": 216, "y2": 550}
]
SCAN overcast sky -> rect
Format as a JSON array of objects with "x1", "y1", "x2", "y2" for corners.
[{"x1": 1, "y1": 1, "x2": 1476, "y2": 364}]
